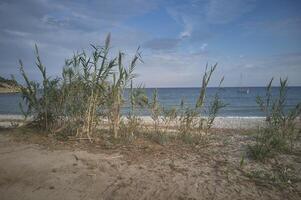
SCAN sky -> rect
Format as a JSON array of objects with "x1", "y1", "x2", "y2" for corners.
[{"x1": 0, "y1": 0, "x2": 300, "y2": 87}]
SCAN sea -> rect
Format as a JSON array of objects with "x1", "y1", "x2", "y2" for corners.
[{"x1": 0, "y1": 87, "x2": 300, "y2": 117}]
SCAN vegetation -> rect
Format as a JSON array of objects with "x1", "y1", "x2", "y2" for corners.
[
  {"x1": 120, "y1": 81, "x2": 148, "y2": 140},
  {"x1": 177, "y1": 64, "x2": 226, "y2": 144},
  {"x1": 0, "y1": 76, "x2": 19, "y2": 87},
  {"x1": 16, "y1": 34, "x2": 227, "y2": 144},
  {"x1": 17, "y1": 34, "x2": 300, "y2": 155},
  {"x1": 8, "y1": 34, "x2": 301, "y2": 198},
  {"x1": 248, "y1": 78, "x2": 301, "y2": 161},
  {"x1": 19, "y1": 46, "x2": 60, "y2": 131},
  {"x1": 245, "y1": 164, "x2": 300, "y2": 187},
  {"x1": 0, "y1": 75, "x2": 20, "y2": 93},
  {"x1": 162, "y1": 107, "x2": 177, "y2": 133},
  {"x1": 18, "y1": 35, "x2": 140, "y2": 139},
  {"x1": 148, "y1": 88, "x2": 161, "y2": 133}
]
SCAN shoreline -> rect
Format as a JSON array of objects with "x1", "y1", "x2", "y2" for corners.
[
  {"x1": 0, "y1": 114, "x2": 267, "y2": 119},
  {"x1": 0, "y1": 90, "x2": 20, "y2": 94},
  {"x1": 0, "y1": 114, "x2": 266, "y2": 129}
]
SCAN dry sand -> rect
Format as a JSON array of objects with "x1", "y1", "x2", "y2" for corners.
[{"x1": 0, "y1": 128, "x2": 300, "y2": 200}]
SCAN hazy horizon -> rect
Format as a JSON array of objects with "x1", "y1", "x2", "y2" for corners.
[{"x1": 0, "y1": 0, "x2": 300, "y2": 87}]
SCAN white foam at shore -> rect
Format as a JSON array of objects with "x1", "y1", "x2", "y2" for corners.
[
  {"x1": 0, "y1": 114, "x2": 28, "y2": 128},
  {"x1": 0, "y1": 114, "x2": 27, "y2": 120}
]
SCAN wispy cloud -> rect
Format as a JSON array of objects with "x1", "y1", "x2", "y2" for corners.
[
  {"x1": 166, "y1": 0, "x2": 256, "y2": 42},
  {"x1": 0, "y1": 0, "x2": 157, "y2": 79},
  {"x1": 0, "y1": 0, "x2": 300, "y2": 86}
]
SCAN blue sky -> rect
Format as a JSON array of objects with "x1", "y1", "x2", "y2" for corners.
[{"x1": 0, "y1": 0, "x2": 300, "y2": 87}]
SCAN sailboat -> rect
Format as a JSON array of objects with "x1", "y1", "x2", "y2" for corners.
[{"x1": 237, "y1": 73, "x2": 250, "y2": 94}]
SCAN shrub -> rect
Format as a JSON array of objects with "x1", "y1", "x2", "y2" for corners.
[
  {"x1": 178, "y1": 99, "x2": 199, "y2": 136},
  {"x1": 178, "y1": 63, "x2": 225, "y2": 140},
  {"x1": 19, "y1": 45, "x2": 61, "y2": 131},
  {"x1": 146, "y1": 130, "x2": 170, "y2": 145},
  {"x1": 249, "y1": 78, "x2": 301, "y2": 160},
  {"x1": 122, "y1": 81, "x2": 148, "y2": 138},
  {"x1": 17, "y1": 35, "x2": 226, "y2": 144},
  {"x1": 205, "y1": 77, "x2": 227, "y2": 130},
  {"x1": 106, "y1": 48, "x2": 142, "y2": 138},
  {"x1": 18, "y1": 34, "x2": 142, "y2": 141},
  {"x1": 162, "y1": 107, "x2": 177, "y2": 132},
  {"x1": 148, "y1": 88, "x2": 161, "y2": 133}
]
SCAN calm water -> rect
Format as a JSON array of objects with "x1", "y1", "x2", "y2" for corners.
[{"x1": 1, "y1": 87, "x2": 300, "y2": 117}]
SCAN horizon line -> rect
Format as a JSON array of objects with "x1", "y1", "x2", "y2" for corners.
[{"x1": 132, "y1": 85, "x2": 301, "y2": 89}]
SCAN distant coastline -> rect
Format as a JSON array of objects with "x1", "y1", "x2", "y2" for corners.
[
  {"x1": 1, "y1": 87, "x2": 301, "y2": 116},
  {"x1": 0, "y1": 76, "x2": 20, "y2": 93},
  {"x1": 0, "y1": 89, "x2": 20, "y2": 94}
]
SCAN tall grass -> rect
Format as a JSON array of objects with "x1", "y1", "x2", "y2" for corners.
[
  {"x1": 249, "y1": 78, "x2": 301, "y2": 160},
  {"x1": 106, "y1": 48, "x2": 142, "y2": 138},
  {"x1": 139, "y1": 63, "x2": 226, "y2": 145},
  {"x1": 18, "y1": 34, "x2": 226, "y2": 144},
  {"x1": 121, "y1": 81, "x2": 148, "y2": 138},
  {"x1": 162, "y1": 107, "x2": 177, "y2": 132},
  {"x1": 145, "y1": 89, "x2": 160, "y2": 133},
  {"x1": 178, "y1": 64, "x2": 225, "y2": 138},
  {"x1": 18, "y1": 34, "x2": 141, "y2": 140},
  {"x1": 19, "y1": 45, "x2": 61, "y2": 131}
]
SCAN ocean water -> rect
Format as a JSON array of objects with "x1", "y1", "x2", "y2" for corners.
[{"x1": 0, "y1": 87, "x2": 300, "y2": 117}]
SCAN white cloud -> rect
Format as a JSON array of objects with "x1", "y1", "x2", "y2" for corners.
[
  {"x1": 3, "y1": 29, "x2": 30, "y2": 37},
  {"x1": 0, "y1": 0, "x2": 157, "y2": 80},
  {"x1": 1, "y1": 0, "x2": 300, "y2": 87},
  {"x1": 167, "y1": 0, "x2": 256, "y2": 43},
  {"x1": 200, "y1": 43, "x2": 208, "y2": 51}
]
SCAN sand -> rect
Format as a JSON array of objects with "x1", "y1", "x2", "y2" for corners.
[
  {"x1": 0, "y1": 114, "x2": 266, "y2": 129},
  {"x1": 0, "y1": 128, "x2": 300, "y2": 200}
]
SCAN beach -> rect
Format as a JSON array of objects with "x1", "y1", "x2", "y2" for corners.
[
  {"x1": 1, "y1": 113, "x2": 300, "y2": 199},
  {"x1": 0, "y1": 114, "x2": 266, "y2": 129},
  {"x1": 0, "y1": 105, "x2": 300, "y2": 200},
  {"x1": 1, "y1": 0, "x2": 301, "y2": 199},
  {"x1": 1, "y1": 127, "x2": 301, "y2": 200}
]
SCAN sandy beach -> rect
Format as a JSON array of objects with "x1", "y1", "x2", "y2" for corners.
[
  {"x1": 1, "y1": 0, "x2": 301, "y2": 199},
  {"x1": 1, "y1": 127, "x2": 301, "y2": 200},
  {"x1": 0, "y1": 114, "x2": 266, "y2": 129}
]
